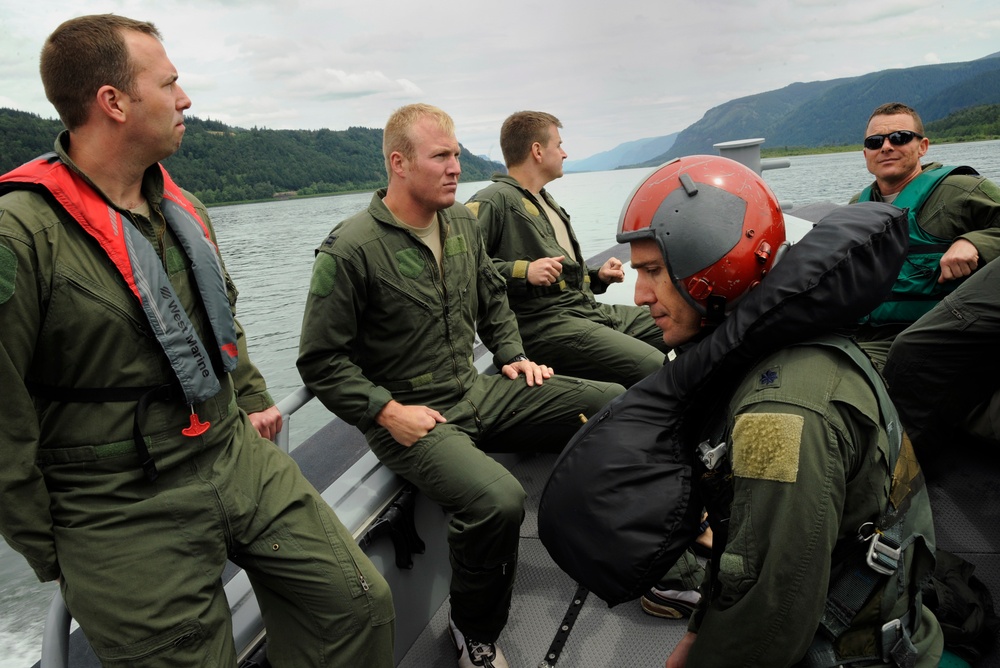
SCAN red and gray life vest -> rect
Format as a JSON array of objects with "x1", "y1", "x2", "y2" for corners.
[
  {"x1": 857, "y1": 165, "x2": 979, "y2": 327},
  {"x1": 0, "y1": 153, "x2": 238, "y2": 405}
]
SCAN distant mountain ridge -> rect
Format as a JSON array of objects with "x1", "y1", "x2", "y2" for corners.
[
  {"x1": 639, "y1": 51, "x2": 1000, "y2": 166},
  {"x1": 564, "y1": 133, "x2": 678, "y2": 172}
]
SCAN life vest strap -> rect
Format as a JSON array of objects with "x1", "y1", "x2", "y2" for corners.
[{"x1": 28, "y1": 381, "x2": 182, "y2": 482}]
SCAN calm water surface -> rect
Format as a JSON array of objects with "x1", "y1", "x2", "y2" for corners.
[{"x1": 2, "y1": 139, "x2": 998, "y2": 666}]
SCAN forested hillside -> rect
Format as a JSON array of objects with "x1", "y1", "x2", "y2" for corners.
[
  {"x1": 0, "y1": 110, "x2": 504, "y2": 205},
  {"x1": 925, "y1": 103, "x2": 1000, "y2": 141}
]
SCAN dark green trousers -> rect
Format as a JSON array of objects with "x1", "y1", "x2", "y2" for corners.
[
  {"x1": 367, "y1": 373, "x2": 624, "y2": 641},
  {"x1": 516, "y1": 303, "x2": 668, "y2": 387},
  {"x1": 884, "y1": 258, "x2": 1000, "y2": 462},
  {"x1": 49, "y1": 414, "x2": 394, "y2": 667}
]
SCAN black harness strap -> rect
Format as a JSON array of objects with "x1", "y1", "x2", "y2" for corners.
[
  {"x1": 28, "y1": 381, "x2": 181, "y2": 482},
  {"x1": 539, "y1": 584, "x2": 590, "y2": 667}
]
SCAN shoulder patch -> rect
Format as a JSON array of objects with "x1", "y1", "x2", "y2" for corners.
[
  {"x1": 321, "y1": 232, "x2": 338, "y2": 249},
  {"x1": 731, "y1": 412, "x2": 803, "y2": 483},
  {"x1": 309, "y1": 253, "x2": 337, "y2": 297},
  {"x1": 396, "y1": 247, "x2": 425, "y2": 278},
  {"x1": 521, "y1": 198, "x2": 540, "y2": 217},
  {"x1": 465, "y1": 201, "x2": 481, "y2": 216},
  {"x1": 979, "y1": 178, "x2": 1000, "y2": 200},
  {"x1": 0, "y1": 242, "x2": 16, "y2": 304}
]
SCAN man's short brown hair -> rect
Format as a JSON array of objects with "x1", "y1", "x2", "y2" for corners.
[
  {"x1": 40, "y1": 14, "x2": 161, "y2": 131},
  {"x1": 867, "y1": 102, "x2": 925, "y2": 135},
  {"x1": 500, "y1": 111, "x2": 562, "y2": 168}
]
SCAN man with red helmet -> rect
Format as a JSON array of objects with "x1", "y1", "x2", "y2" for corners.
[{"x1": 618, "y1": 156, "x2": 943, "y2": 667}]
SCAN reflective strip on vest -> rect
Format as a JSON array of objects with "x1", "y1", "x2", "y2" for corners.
[{"x1": 0, "y1": 153, "x2": 238, "y2": 404}]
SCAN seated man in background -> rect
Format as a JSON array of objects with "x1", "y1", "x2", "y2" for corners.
[
  {"x1": 850, "y1": 101, "x2": 1000, "y2": 368},
  {"x1": 298, "y1": 103, "x2": 624, "y2": 668},
  {"x1": 467, "y1": 110, "x2": 705, "y2": 619},
  {"x1": 466, "y1": 110, "x2": 669, "y2": 388}
]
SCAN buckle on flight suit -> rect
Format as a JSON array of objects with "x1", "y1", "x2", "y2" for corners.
[
  {"x1": 880, "y1": 613, "x2": 918, "y2": 668},
  {"x1": 697, "y1": 439, "x2": 728, "y2": 471},
  {"x1": 865, "y1": 529, "x2": 901, "y2": 576}
]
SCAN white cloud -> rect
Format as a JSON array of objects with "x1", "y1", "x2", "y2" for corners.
[{"x1": 2, "y1": 0, "x2": 999, "y2": 157}]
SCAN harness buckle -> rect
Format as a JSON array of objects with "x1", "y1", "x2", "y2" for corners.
[
  {"x1": 865, "y1": 530, "x2": 901, "y2": 576},
  {"x1": 881, "y1": 615, "x2": 918, "y2": 667},
  {"x1": 697, "y1": 440, "x2": 728, "y2": 470}
]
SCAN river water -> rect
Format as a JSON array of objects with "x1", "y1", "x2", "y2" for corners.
[{"x1": 2, "y1": 140, "x2": 998, "y2": 666}]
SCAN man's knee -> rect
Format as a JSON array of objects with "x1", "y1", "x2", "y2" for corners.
[
  {"x1": 579, "y1": 379, "x2": 626, "y2": 413},
  {"x1": 471, "y1": 473, "x2": 526, "y2": 528}
]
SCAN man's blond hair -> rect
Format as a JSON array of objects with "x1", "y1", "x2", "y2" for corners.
[{"x1": 383, "y1": 103, "x2": 456, "y2": 178}]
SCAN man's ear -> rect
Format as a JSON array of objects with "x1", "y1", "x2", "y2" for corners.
[
  {"x1": 531, "y1": 141, "x2": 544, "y2": 163},
  {"x1": 95, "y1": 84, "x2": 128, "y2": 125},
  {"x1": 388, "y1": 151, "x2": 407, "y2": 179},
  {"x1": 917, "y1": 136, "x2": 930, "y2": 158}
]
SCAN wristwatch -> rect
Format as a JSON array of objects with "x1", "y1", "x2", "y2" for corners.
[{"x1": 506, "y1": 353, "x2": 528, "y2": 365}]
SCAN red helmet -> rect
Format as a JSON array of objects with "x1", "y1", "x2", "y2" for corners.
[{"x1": 617, "y1": 155, "x2": 786, "y2": 323}]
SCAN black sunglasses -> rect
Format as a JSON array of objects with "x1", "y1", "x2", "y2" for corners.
[{"x1": 863, "y1": 130, "x2": 923, "y2": 151}]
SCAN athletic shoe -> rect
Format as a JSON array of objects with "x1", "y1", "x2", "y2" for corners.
[
  {"x1": 640, "y1": 586, "x2": 701, "y2": 619},
  {"x1": 449, "y1": 614, "x2": 509, "y2": 668}
]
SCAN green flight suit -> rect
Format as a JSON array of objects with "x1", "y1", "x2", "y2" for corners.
[
  {"x1": 298, "y1": 191, "x2": 624, "y2": 641},
  {"x1": 687, "y1": 340, "x2": 943, "y2": 667},
  {"x1": 884, "y1": 257, "x2": 1000, "y2": 467},
  {"x1": 0, "y1": 134, "x2": 394, "y2": 667},
  {"x1": 467, "y1": 175, "x2": 667, "y2": 387},
  {"x1": 849, "y1": 163, "x2": 1000, "y2": 368}
]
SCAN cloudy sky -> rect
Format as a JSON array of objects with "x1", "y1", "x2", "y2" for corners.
[{"x1": 2, "y1": 0, "x2": 998, "y2": 160}]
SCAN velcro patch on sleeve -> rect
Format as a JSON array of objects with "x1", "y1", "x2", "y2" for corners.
[
  {"x1": 309, "y1": 253, "x2": 336, "y2": 297},
  {"x1": 731, "y1": 412, "x2": 803, "y2": 483},
  {"x1": 0, "y1": 243, "x2": 16, "y2": 304},
  {"x1": 512, "y1": 260, "x2": 529, "y2": 279},
  {"x1": 465, "y1": 201, "x2": 481, "y2": 216}
]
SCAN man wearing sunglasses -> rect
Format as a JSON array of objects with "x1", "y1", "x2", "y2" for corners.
[{"x1": 850, "y1": 101, "x2": 1000, "y2": 370}]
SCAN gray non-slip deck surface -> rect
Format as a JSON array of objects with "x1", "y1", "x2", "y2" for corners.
[
  {"x1": 398, "y1": 453, "x2": 693, "y2": 668},
  {"x1": 399, "y1": 451, "x2": 1000, "y2": 668}
]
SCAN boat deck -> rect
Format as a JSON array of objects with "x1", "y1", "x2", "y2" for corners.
[
  {"x1": 397, "y1": 453, "x2": 690, "y2": 667},
  {"x1": 393, "y1": 448, "x2": 1000, "y2": 667}
]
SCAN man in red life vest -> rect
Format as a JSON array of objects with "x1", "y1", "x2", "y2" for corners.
[{"x1": 0, "y1": 14, "x2": 394, "y2": 667}]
